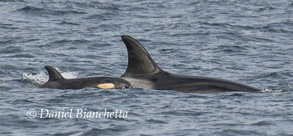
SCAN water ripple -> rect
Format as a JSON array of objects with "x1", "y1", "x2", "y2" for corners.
[{"x1": 1, "y1": 0, "x2": 293, "y2": 135}]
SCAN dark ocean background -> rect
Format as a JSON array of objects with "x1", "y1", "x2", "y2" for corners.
[{"x1": 0, "y1": 0, "x2": 293, "y2": 135}]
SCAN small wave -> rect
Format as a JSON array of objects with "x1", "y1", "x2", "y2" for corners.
[
  {"x1": 289, "y1": 82, "x2": 293, "y2": 89},
  {"x1": 6, "y1": 54, "x2": 35, "y2": 58},
  {"x1": 17, "y1": 5, "x2": 87, "y2": 16},
  {"x1": 255, "y1": 72, "x2": 281, "y2": 79},
  {"x1": 217, "y1": 45, "x2": 248, "y2": 53},
  {"x1": 81, "y1": 127, "x2": 125, "y2": 136},
  {"x1": 22, "y1": 68, "x2": 79, "y2": 86},
  {"x1": 52, "y1": 39, "x2": 91, "y2": 44},
  {"x1": 69, "y1": 132, "x2": 83, "y2": 136},
  {"x1": 251, "y1": 120, "x2": 272, "y2": 126},
  {"x1": 17, "y1": 6, "x2": 43, "y2": 13},
  {"x1": 57, "y1": 21, "x2": 80, "y2": 26},
  {"x1": 0, "y1": 46, "x2": 23, "y2": 54},
  {"x1": 0, "y1": 0, "x2": 24, "y2": 2}
]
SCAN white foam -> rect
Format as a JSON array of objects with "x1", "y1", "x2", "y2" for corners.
[
  {"x1": 22, "y1": 67, "x2": 79, "y2": 85},
  {"x1": 261, "y1": 88, "x2": 283, "y2": 93},
  {"x1": 55, "y1": 67, "x2": 79, "y2": 79},
  {"x1": 22, "y1": 72, "x2": 48, "y2": 85}
]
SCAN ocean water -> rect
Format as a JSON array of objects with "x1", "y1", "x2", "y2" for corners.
[{"x1": 1, "y1": 0, "x2": 293, "y2": 135}]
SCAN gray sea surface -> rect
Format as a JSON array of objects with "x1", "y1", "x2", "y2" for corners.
[{"x1": 0, "y1": 0, "x2": 293, "y2": 136}]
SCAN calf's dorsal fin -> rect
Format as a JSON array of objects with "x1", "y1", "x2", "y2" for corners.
[{"x1": 45, "y1": 66, "x2": 64, "y2": 81}]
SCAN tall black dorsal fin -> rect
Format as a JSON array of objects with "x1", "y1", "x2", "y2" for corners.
[
  {"x1": 121, "y1": 35, "x2": 163, "y2": 77},
  {"x1": 45, "y1": 66, "x2": 65, "y2": 81}
]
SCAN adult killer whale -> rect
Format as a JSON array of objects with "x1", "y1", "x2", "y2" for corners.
[{"x1": 42, "y1": 35, "x2": 261, "y2": 93}]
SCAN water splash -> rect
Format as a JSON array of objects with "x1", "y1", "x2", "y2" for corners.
[
  {"x1": 22, "y1": 72, "x2": 48, "y2": 85},
  {"x1": 261, "y1": 88, "x2": 283, "y2": 93},
  {"x1": 54, "y1": 67, "x2": 79, "y2": 79},
  {"x1": 289, "y1": 82, "x2": 293, "y2": 89},
  {"x1": 22, "y1": 68, "x2": 79, "y2": 85}
]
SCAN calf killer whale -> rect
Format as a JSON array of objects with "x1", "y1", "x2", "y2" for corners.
[
  {"x1": 42, "y1": 66, "x2": 131, "y2": 89},
  {"x1": 42, "y1": 35, "x2": 261, "y2": 93}
]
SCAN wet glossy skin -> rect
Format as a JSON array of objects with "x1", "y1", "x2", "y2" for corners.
[
  {"x1": 42, "y1": 35, "x2": 261, "y2": 93},
  {"x1": 120, "y1": 35, "x2": 261, "y2": 93},
  {"x1": 42, "y1": 77, "x2": 131, "y2": 89},
  {"x1": 41, "y1": 66, "x2": 131, "y2": 89}
]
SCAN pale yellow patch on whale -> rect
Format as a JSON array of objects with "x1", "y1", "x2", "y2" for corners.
[{"x1": 97, "y1": 83, "x2": 115, "y2": 89}]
